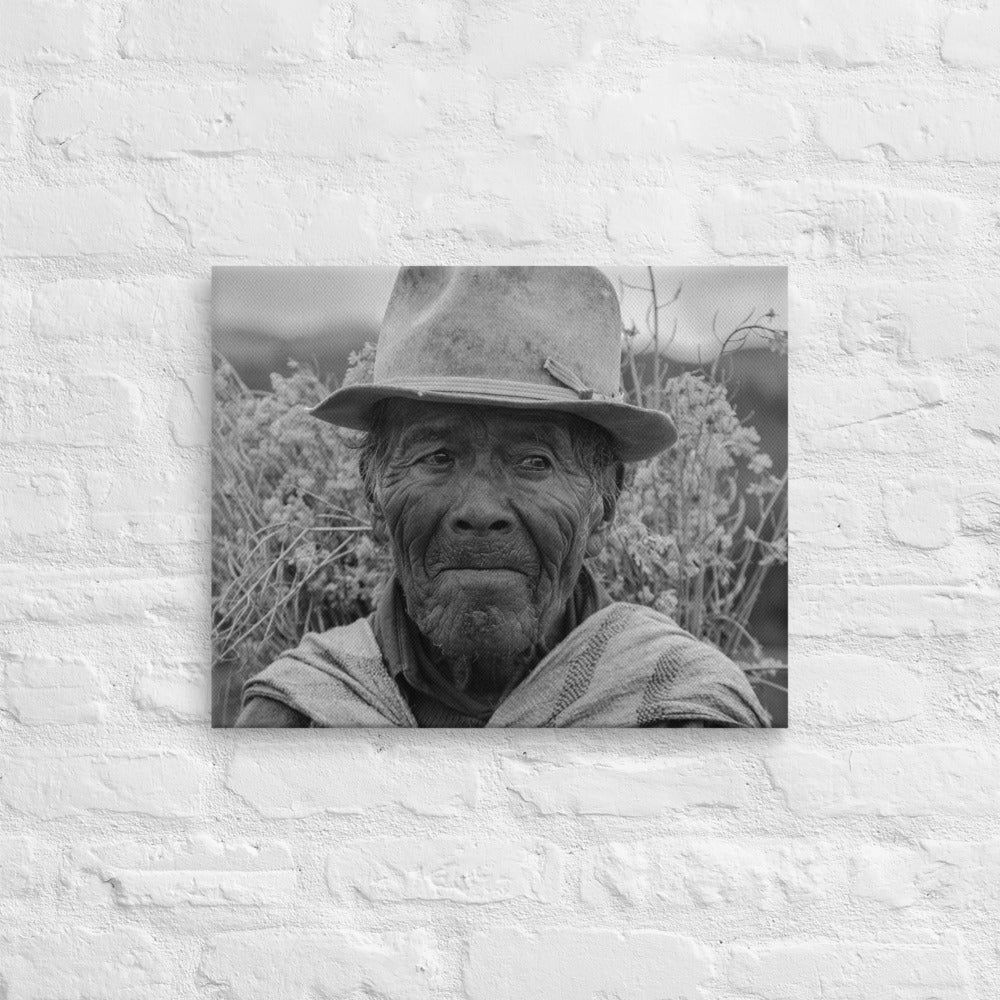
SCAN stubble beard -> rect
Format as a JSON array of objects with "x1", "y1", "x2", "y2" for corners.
[{"x1": 406, "y1": 574, "x2": 546, "y2": 694}]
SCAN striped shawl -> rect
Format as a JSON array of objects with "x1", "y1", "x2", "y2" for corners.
[{"x1": 242, "y1": 602, "x2": 769, "y2": 728}]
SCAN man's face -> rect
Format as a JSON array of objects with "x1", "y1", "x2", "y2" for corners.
[{"x1": 374, "y1": 400, "x2": 608, "y2": 671}]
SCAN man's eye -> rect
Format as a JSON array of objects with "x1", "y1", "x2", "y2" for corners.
[
  {"x1": 418, "y1": 450, "x2": 453, "y2": 468},
  {"x1": 519, "y1": 454, "x2": 552, "y2": 471}
]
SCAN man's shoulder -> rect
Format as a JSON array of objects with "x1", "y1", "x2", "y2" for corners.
[
  {"x1": 595, "y1": 600, "x2": 692, "y2": 639},
  {"x1": 282, "y1": 615, "x2": 381, "y2": 667},
  {"x1": 241, "y1": 614, "x2": 414, "y2": 727},
  {"x1": 494, "y1": 598, "x2": 767, "y2": 728},
  {"x1": 581, "y1": 601, "x2": 768, "y2": 726},
  {"x1": 599, "y1": 600, "x2": 740, "y2": 664},
  {"x1": 556, "y1": 598, "x2": 741, "y2": 681}
]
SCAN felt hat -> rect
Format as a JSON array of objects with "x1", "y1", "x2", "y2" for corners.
[{"x1": 310, "y1": 266, "x2": 676, "y2": 462}]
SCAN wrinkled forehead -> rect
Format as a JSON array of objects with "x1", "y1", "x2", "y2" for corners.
[{"x1": 383, "y1": 399, "x2": 576, "y2": 451}]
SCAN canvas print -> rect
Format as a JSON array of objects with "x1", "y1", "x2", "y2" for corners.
[{"x1": 212, "y1": 266, "x2": 787, "y2": 728}]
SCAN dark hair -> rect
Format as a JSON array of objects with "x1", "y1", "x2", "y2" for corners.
[{"x1": 357, "y1": 400, "x2": 625, "y2": 523}]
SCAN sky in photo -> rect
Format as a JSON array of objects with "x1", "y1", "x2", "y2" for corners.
[{"x1": 213, "y1": 266, "x2": 787, "y2": 367}]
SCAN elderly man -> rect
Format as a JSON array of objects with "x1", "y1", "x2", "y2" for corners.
[{"x1": 237, "y1": 267, "x2": 768, "y2": 728}]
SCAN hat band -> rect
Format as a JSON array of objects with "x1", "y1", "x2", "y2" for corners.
[{"x1": 378, "y1": 375, "x2": 623, "y2": 404}]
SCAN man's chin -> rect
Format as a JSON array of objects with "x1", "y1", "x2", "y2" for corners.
[{"x1": 418, "y1": 600, "x2": 538, "y2": 664}]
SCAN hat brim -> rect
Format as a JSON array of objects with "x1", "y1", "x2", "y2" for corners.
[{"x1": 309, "y1": 382, "x2": 676, "y2": 463}]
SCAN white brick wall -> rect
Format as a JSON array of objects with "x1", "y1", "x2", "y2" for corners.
[{"x1": 0, "y1": 0, "x2": 998, "y2": 995}]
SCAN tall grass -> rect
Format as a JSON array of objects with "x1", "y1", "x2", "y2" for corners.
[{"x1": 211, "y1": 355, "x2": 390, "y2": 723}]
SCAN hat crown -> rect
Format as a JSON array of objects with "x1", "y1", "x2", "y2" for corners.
[{"x1": 373, "y1": 267, "x2": 623, "y2": 398}]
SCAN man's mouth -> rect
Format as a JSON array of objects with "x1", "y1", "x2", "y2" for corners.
[
  {"x1": 427, "y1": 545, "x2": 539, "y2": 579},
  {"x1": 437, "y1": 565, "x2": 528, "y2": 576}
]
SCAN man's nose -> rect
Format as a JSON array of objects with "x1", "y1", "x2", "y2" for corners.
[{"x1": 448, "y1": 475, "x2": 514, "y2": 535}]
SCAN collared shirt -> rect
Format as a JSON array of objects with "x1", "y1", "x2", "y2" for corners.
[{"x1": 371, "y1": 568, "x2": 611, "y2": 727}]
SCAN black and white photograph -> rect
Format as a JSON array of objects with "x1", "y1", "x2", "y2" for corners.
[{"x1": 212, "y1": 266, "x2": 787, "y2": 728}]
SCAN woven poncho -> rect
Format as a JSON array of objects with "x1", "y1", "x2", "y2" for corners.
[{"x1": 241, "y1": 600, "x2": 769, "y2": 728}]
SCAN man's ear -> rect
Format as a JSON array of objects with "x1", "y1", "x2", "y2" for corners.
[
  {"x1": 371, "y1": 509, "x2": 389, "y2": 545},
  {"x1": 584, "y1": 471, "x2": 620, "y2": 558},
  {"x1": 368, "y1": 485, "x2": 389, "y2": 544},
  {"x1": 585, "y1": 517, "x2": 608, "y2": 559}
]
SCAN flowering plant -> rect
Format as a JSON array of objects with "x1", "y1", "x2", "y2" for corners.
[{"x1": 211, "y1": 351, "x2": 390, "y2": 722}]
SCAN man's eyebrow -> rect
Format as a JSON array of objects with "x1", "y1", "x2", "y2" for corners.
[
  {"x1": 395, "y1": 423, "x2": 454, "y2": 451},
  {"x1": 504, "y1": 421, "x2": 570, "y2": 444},
  {"x1": 393, "y1": 416, "x2": 571, "y2": 452}
]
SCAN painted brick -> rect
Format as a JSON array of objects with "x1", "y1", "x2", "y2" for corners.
[
  {"x1": 465, "y1": 928, "x2": 712, "y2": 1000},
  {"x1": 578, "y1": 842, "x2": 652, "y2": 907},
  {"x1": 73, "y1": 834, "x2": 296, "y2": 906},
  {"x1": 152, "y1": 175, "x2": 380, "y2": 259},
  {"x1": 854, "y1": 839, "x2": 1000, "y2": 910},
  {"x1": 663, "y1": 839, "x2": 835, "y2": 910},
  {"x1": 0, "y1": 836, "x2": 35, "y2": 897},
  {"x1": 402, "y1": 154, "x2": 568, "y2": 247},
  {"x1": 793, "y1": 480, "x2": 865, "y2": 549},
  {"x1": 946, "y1": 657, "x2": 1000, "y2": 724},
  {"x1": 0, "y1": 0, "x2": 100, "y2": 63},
  {"x1": 118, "y1": 0, "x2": 334, "y2": 62},
  {"x1": 802, "y1": 406, "x2": 945, "y2": 455},
  {"x1": 0, "y1": 373, "x2": 142, "y2": 445},
  {"x1": 33, "y1": 78, "x2": 430, "y2": 162},
  {"x1": 0, "y1": 90, "x2": 15, "y2": 157},
  {"x1": 465, "y1": 3, "x2": 582, "y2": 74},
  {"x1": 168, "y1": 374, "x2": 211, "y2": 448},
  {"x1": 33, "y1": 84, "x2": 244, "y2": 160},
  {"x1": 2, "y1": 652, "x2": 103, "y2": 725},
  {"x1": 86, "y1": 469, "x2": 207, "y2": 545},
  {"x1": 0, "y1": 185, "x2": 172, "y2": 257},
  {"x1": 882, "y1": 475, "x2": 956, "y2": 550},
  {"x1": 727, "y1": 938, "x2": 971, "y2": 999},
  {"x1": 634, "y1": 0, "x2": 930, "y2": 66},
  {"x1": 942, "y1": 1, "x2": 1000, "y2": 69},
  {"x1": 0, "y1": 929, "x2": 170, "y2": 1000},
  {"x1": 852, "y1": 843, "x2": 928, "y2": 909},
  {"x1": 133, "y1": 658, "x2": 209, "y2": 721},
  {"x1": 1, "y1": 751, "x2": 209, "y2": 818},
  {"x1": 958, "y1": 482, "x2": 1000, "y2": 537},
  {"x1": 327, "y1": 837, "x2": 559, "y2": 904},
  {"x1": 200, "y1": 929, "x2": 443, "y2": 1000},
  {"x1": 966, "y1": 374, "x2": 1000, "y2": 442},
  {"x1": 795, "y1": 585, "x2": 1000, "y2": 638},
  {"x1": 840, "y1": 282, "x2": 1000, "y2": 358},
  {"x1": 503, "y1": 754, "x2": 748, "y2": 815},
  {"x1": 0, "y1": 470, "x2": 75, "y2": 538},
  {"x1": 403, "y1": 192, "x2": 556, "y2": 246},
  {"x1": 567, "y1": 72, "x2": 798, "y2": 160},
  {"x1": 819, "y1": 93, "x2": 1000, "y2": 163},
  {"x1": 667, "y1": 94, "x2": 799, "y2": 158},
  {"x1": 710, "y1": 181, "x2": 965, "y2": 258},
  {"x1": 796, "y1": 654, "x2": 924, "y2": 727},
  {"x1": 421, "y1": 64, "x2": 493, "y2": 128},
  {"x1": 796, "y1": 371, "x2": 946, "y2": 429},
  {"x1": 30, "y1": 277, "x2": 208, "y2": 352},
  {"x1": 767, "y1": 745, "x2": 1000, "y2": 816},
  {"x1": 795, "y1": 372, "x2": 946, "y2": 454},
  {"x1": 0, "y1": 280, "x2": 30, "y2": 346},
  {"x1": 607, "y1": 189, "x2": 700, "y2": 251},
  {"x1": 581, "y1": 838, "x2": 834, "y2": 910},
  {"x1": 0, "y1": 569, "x2": 206, "y2": 624},
  {"x1": 227, "y1": 743, "x2": 478, "y2": 817},
  {"x1": 346, "y1": 0, "x2": 460, "y2": 56},
  {"x1": 493, "y1": 84, "x2": 555, "y2": 144}
]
